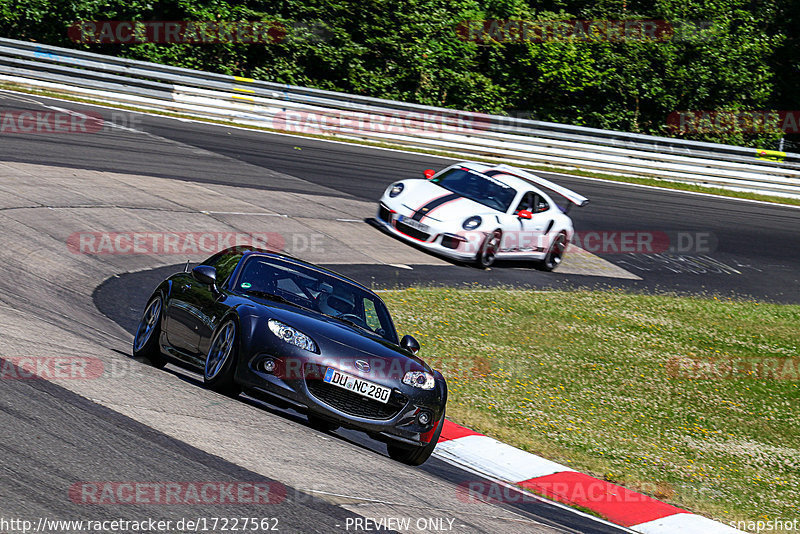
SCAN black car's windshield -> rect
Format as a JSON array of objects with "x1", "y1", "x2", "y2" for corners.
[
  {"x1": 235, "y1": 256, "x2": 398, "y2": 343},
  {"x1": 431, "y1": 168, "x2": 517, "y2": 212}
]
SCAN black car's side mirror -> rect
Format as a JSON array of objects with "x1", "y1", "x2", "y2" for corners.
[
  {"x1": 192, "y1": 265, "x2": 219, "y2": 294},
  {"x1": 400, "y1": 334, "x2": 420, "y2": 355}
]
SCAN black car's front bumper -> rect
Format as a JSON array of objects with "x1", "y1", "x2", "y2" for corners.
[{"x1": 236, "y1": 343, "x2": 447, "y2": 447}]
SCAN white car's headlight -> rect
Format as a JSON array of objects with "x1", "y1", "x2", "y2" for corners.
[
  {"x1": 388, "y1": 183, "x2": 404, "y2": 197},
  {"x1": 462, "y1": 216, "x2": 482, "y2": 230},
  {"x1": 268, "y1": 319, "x2": 317, "y2": 352},
  {"x1": 403, "y1": 371, "x2": 435, "y2": 390}
]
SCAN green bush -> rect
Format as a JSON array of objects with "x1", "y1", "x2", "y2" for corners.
[{"x1": 1, "y1": 0, "x2": 796, "y2": 148}]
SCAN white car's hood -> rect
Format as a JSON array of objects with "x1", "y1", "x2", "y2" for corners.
[{"x1": 398, "y1": 180, "x2": 499, "y2": 223}]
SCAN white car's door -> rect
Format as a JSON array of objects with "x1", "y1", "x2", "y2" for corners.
[{"x1": 503, "y1": 191, "x2": 549, "y2": 252}]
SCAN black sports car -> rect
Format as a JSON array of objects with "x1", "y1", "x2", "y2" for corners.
[{"x1": 132, "y1": 246, "x2": 447, "y2": 465}]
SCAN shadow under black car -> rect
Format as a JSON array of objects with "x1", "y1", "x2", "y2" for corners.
[{"x1": 126, "y1": 349, "x2": 390, "y2": 459}]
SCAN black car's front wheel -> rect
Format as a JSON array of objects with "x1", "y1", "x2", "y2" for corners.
[
  {"x1": 387, "y1": 410, "x2": 445, "y2": 466},
  {"x1": 132, "y1": 295, "x2": 166, "y2": 368},
  {"x1": 204, "y1": 319, "x2": 242, "y2": 397}
]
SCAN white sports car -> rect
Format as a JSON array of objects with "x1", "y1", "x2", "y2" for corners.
[{"x1": 376, "y1": 162, "x2": 589, "y2": 270}]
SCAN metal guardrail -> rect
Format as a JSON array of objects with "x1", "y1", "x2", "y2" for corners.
[{"x1": 1, "y1": 37, "x2": 799, "y2": 198}]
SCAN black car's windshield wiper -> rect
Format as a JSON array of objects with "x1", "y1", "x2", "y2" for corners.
[
  {"x1": 322, "y1": 312, "x2": 379, "y2": 337},
  {"x1": 328, "y1": 314, "x2": 363, "y2": 330}
]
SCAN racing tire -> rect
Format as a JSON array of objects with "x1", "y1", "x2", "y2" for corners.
[
  {"x1": 204, "y1": 318, "x2": 242, "y2": 397},
  {"x1": 476, "y1": 230, "x2": 502, "y2": 269},
  {"x1": 386, "y1": 410, "x2": 445, "y2": 466},
  {"x1": 132, "y1": 295, "x2": 167, "y2": 369},
  {"x1": 541, "y1": 231, "x2": 568, "y2": 272}
]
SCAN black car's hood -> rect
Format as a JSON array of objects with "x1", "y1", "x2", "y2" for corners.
[{"x1": 247, "y1": 298, "x2": 432, "y2": 373}]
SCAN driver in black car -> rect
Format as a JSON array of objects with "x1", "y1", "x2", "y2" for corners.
[{"x1": 317, "y1": 285, "x2": 356, "y2": 317}]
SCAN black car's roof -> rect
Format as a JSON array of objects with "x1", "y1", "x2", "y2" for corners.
[{"x1": 220, "y1": 246, "x2": 375, "y2": 295}]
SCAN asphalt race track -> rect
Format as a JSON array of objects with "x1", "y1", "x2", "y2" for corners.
[
  {"x1": 1, "y1": 91, "x2": 798, "y2": 302},
  {"x1": 0, "y1": 90, "x2": 637, "y2": 534},
  {"x1": 0, "y1": 89, "x2": 798, "y2": 533}
]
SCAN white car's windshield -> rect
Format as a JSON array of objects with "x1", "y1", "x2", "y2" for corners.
[{"x1": 431, "y1": 168, "x2": 517, "y2": 212}]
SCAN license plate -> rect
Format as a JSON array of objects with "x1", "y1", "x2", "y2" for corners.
[
  {"x1": 396, "y1": 215, "x2": 430, "y2": 233},
  {"x1": 323, "y1": 368, "x2": 391, "y2": 404}
]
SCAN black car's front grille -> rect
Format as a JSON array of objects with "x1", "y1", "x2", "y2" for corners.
[
  {"x1": 395, "y1": 221, "x2": 430, "y2": 241},
  {"x1": 305, "y1": 364, "x2": 408, "y2": 420},
  {"x1": 378, "y1": 204, "x2": 392, "y2": 223}
]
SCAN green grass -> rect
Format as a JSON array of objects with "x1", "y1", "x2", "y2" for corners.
[
  {"x1": 380, "y1": 288, "x2": 800, "y2": 530},
  {"x1": 2, "y1": 81, "x2": 799, "y2": 208}
]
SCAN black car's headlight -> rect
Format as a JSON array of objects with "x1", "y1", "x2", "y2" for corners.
[
  {"x1": 268, "y1": 319, "x2": 317, "y2": 352},
  {"x1": 388, "y1": 183, "x2": 404, "y2": 197},
  {"x1": 403, "y1": 371, "x2": 435, "y2": 390},
  {"x1": 462, "y1": 216, "x2": 482, "y2": 230}
]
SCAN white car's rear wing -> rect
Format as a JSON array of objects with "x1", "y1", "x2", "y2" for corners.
[{"x1": 492, "y1": 164, "x2": 590, "y2": 208}]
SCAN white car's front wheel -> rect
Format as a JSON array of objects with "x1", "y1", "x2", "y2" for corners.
[{"x1": 476, "y1": 229, "x2": 502, "y2": 268}]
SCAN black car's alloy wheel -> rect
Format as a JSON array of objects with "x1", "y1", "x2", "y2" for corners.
[
  {"x1": 386, "y1": 409, "x2": 445, "y2": 466},
  {"x1": 132, "y1": 295, "x2": 166, "y2": 368},
  {"x1": 476, "y1": 230, "x2": 502, "y2": 268},
  {"x1": 204, "y1": 319, "x2": 242, "y2": 397},
  {"x1": 541, "y1": 231, "x2": 567, "y2": 272}
]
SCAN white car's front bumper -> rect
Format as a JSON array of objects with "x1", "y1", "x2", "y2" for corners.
[{"x1": 376, "y1": 201, "x2": 483, "y2": 262}]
